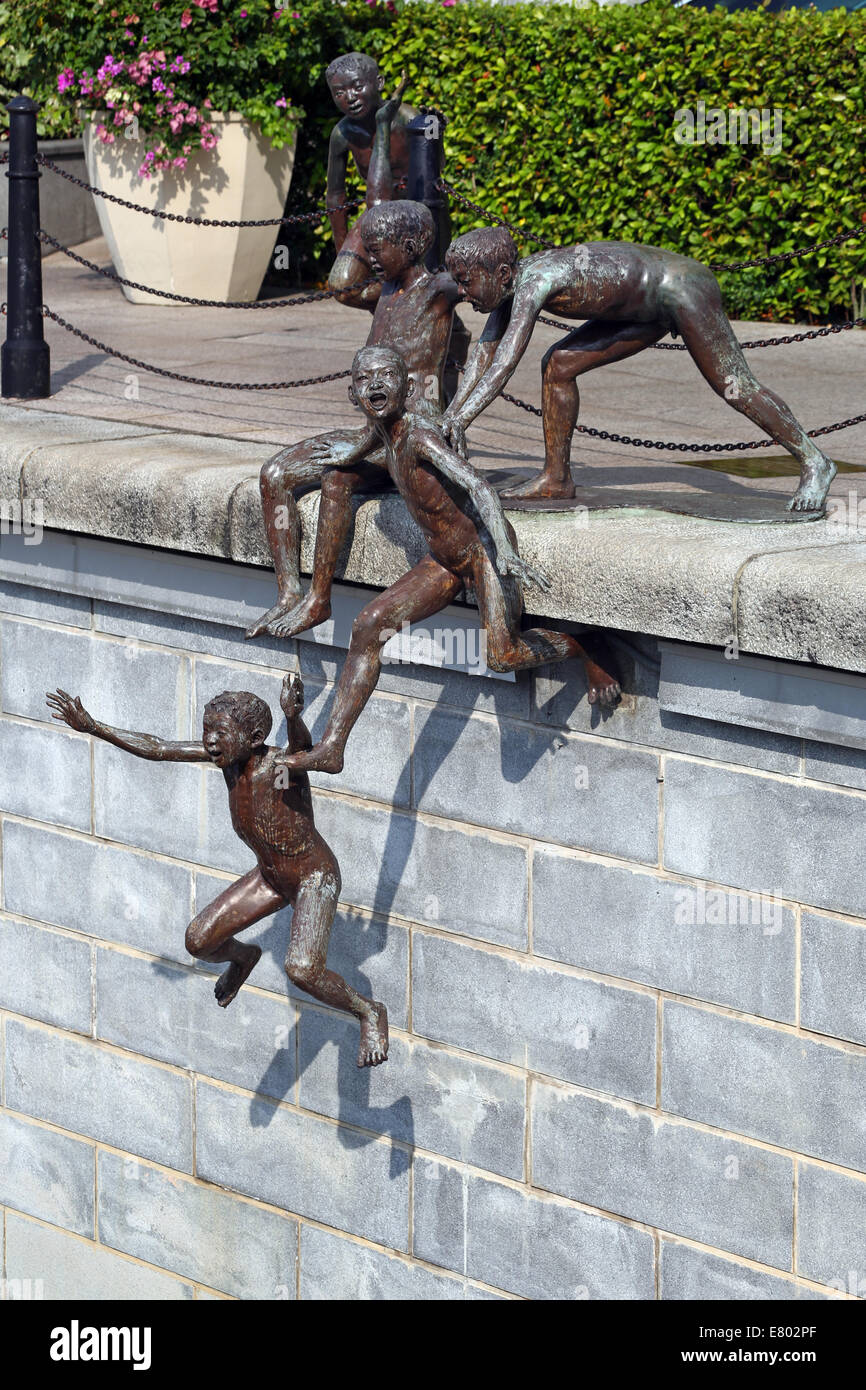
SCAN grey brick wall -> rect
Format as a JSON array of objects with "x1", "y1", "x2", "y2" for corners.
[{"x1": 1, "y1": 573, "x2": 864, "y2": 1301}]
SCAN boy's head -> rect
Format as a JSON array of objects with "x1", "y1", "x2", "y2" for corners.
[
  {"x1": 350, "y1": 346, "x2": 411, "y2": 422},
  {"x1": 359, "y1": 200, "x2": 435, "y2": 279},
  {"x1": 325, "y1": 52, "x2": 384, "y2": 119},
  {"x1": 202, "y1": 691, "x2": 272, "y2": 767},
  {"x1": 445, "y1": 227, "x2": 519, "y2": 313}
]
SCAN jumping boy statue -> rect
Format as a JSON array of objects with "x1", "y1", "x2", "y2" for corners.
[{"x1": 46, "y1": 676, "x2": 389, "y2": 1068}]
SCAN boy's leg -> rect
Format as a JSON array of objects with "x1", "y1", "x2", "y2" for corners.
[
  {"x1": 503, "y1": 319, "x2": 667, "y2": 500},
  {"x1": 186, "y1": 867, "x2": 286, "y2": 1008},
  {"x1": 671, "y1": 279, "x2": 836, "y2": 512},
  {"x1": 278, "y1": 553, "x2": 463, "y2": 773},
  {"x1": 286, "y1": 858, "x2": 388, "y2": 1067},
  {"x1": 472, "y1": 540, "x2": 621, "y2": 706},
  {"x1": 328, "y1": 222, "x2": 381, "y2": 311},
  {"x1": 247, "y1": 431, "x2": 368, "y2": 639},
  {"x1": 268, "y1": 454, "x2": 391, "y2": 639}
]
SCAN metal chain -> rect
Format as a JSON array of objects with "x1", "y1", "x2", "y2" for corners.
[
  {"x1": 711, "y1": 227, "x2": 866, "y2": 272},
  {"x1": 30, "y1": 306, "x2": 352, "y2": 390},
  {"x1": 499, "y1": 386, "x2": 866, "y2": 449},
  {"x1": 35, "y1": 230, "x2": 380, "y2": 307},
  {"x1": 537, "y1": 312, "x2": 866, "y2": 349},
  {"x1": 437, "y1": 178, "x2": 559, "y2": 249},
  {"x1": 438, "y1": 174, "x2": 866, "y2": 270},
  {"x1": 35, "y1": 155, "x2": 405, "y2": 228},
  {"x1": 1, "y1": 301, "x2": 861, "y2": 444}
]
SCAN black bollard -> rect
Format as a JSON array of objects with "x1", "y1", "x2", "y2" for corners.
[
  {"x1": 406, "y1": 110, "x2": 450, "y2": 271},
  {"x1": 2, "y1": 95, "x2": 50, "y2": 399}
]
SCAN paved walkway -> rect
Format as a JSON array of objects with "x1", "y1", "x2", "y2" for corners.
[{"x1": 2, "y1": 235, "x2": 865, "y2": 505}]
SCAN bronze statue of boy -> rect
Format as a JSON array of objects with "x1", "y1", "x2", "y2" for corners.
[
  {"x1": 325, "y1": 51, "x2": 413, "y2": 308},
  {"x1": 273, "y1": 346, "x2": 620, "y2": 778},
  {"x1": 247, "y1": 200, "x2": 463, "y2": 642},
  {"x1": 442, "y1": 228, "x2": 836, "y2": 513},
  {"x1": 46, "y1": 676, "x2": 389, "y2": 1067}
]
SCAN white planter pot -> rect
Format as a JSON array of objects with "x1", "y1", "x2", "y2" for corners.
[{"x1": 82, "y1": 113, "x2": 296, "y2": 304}]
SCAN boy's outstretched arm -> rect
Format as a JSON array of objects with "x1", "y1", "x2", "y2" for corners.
[
  {"x1": 280, "y1": 674, "x2": 313, "y2": 753},
  {"x1": 413, "y1": 429, "x2": 551, "y2": 593},
  {"x1": 326, "y1": 126, "x2": 351, "y2": 251},
  {"x1": 366, "y1": 71, "x2": 409, "y2": 207},
  {"x1": 445, "y1": 286, "x2": 543, "y2": 436},
  {"x1": 46, "y1": 689, "x2": 209, "y2": 762}
]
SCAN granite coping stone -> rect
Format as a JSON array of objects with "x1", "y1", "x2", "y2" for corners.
[{"x1": 2, "y1": 405, "x2": 864, "y2": 673}]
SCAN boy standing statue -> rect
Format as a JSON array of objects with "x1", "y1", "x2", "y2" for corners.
[{"x1": 325, "y1": 52, "x2": 413, "y2": 308}]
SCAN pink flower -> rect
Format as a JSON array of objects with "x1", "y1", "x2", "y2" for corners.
[
  {"x1": 180, "y1": 8, "x2": 192, "y2": 26},
  {"x1": 57, "y1": 68, "x2": 76, "y2": 93},
  {"x1": 275, "y1": 97, "x2": 287, "y2": 109},
  {"x1": 193, "y1": 0, "x2": 217, "y2": 9}
]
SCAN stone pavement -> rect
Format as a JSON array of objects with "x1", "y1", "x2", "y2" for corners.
[{"x1": 2, "y1": 235, "x2": 864, "y2": 501}]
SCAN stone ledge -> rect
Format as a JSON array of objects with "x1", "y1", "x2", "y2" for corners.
[{"x1": 1, "y1": 405, "x2": 864, "y2": 673}]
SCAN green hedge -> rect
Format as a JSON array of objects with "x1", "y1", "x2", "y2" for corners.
[
  {"x1": 5, "y1": 0, "x2": 865, "y2": 321},
  {"x1": 351, "y1": 0, "x2": 866, "y2": 323}
]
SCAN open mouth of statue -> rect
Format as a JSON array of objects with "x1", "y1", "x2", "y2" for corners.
[{"x1": 367, "y1": 390, "x2": 389, "y2": 411}]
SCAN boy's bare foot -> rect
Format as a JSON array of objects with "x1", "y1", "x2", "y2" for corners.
[
  {"x1": 275, "y1": 739, "x2": 344, "y2": 776},
  {"x1": 358, "y1": 1002, "x2": 389, "y2": 1067},
  {"x1": 501, "y1": 469, "x2": 577, "y2": 502},
  {"x1": 268, "y1": 593, "x2": 332, "y2": 640},
  {"x1": 787, "y1": 454, "x2": 836, "y2": 513},
  {"x1": 245, "y1": 596, "x2": 304, "y2": 640},
  {"x1": 214, "y1": 945, "x2": 262, "y2": 1008},
  {"x1": 584, "y1": 657, "x2": 621, "y2": 708}
]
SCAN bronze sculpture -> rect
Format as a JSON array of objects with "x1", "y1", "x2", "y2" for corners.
[
  {"x1": 442, "y1": 229, "x2": 837, "y2": 513},
  {"x1": 271, "y1": 346, "x2": 621, "y2": 778},
  {"x1": 46, "y1": 678, "x2": 389, "y2": 1067},
  {"x1": 247, "y1": 200, "x2": 463, "y2": 641},
  {"x1": 325, "y1": 52, "x2": 414, "y2": 309}
]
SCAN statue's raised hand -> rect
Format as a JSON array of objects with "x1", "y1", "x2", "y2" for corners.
[
  {"x1": 375, "y1": 71, "x2": 409, "y2": 129},
  {"x1": 498, "y1": 550, "x2": 552, "y2": 594},
  {"x1": 46, "y1": 688, "x2": 96, "y2": 734},
  {"x1": 280, "y1": 673, "x2": 305, "y2": 720}
]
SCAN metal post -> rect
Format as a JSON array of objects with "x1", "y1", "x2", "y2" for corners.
[
  {"x1": 2, "y1": 95, "x2": 50, "y2": 399},
  {"x1": 406, "y1": 110, "x2": 450, "y2": 270}
]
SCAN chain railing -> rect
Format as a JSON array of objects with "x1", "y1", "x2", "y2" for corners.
[
  {"x1": 2, "y1": 103, "x2": 864, "y2": 451},
  {"x1": 36, "y1": 154, "x2": 401, "y2": 228},
  {"x1": 438, "y1": 174, "x2": 866, "y2": 273},
  {"x1": 35, "y1": 230, "x2": 381, "y2": 309},
  {"x1": 36, "y1": 307, "x2": 353, "y2": 391}
]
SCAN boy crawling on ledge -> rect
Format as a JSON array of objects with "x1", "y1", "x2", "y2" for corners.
[
  {"x1": 274, "y1": 346, "x2": 621, "y2": 779},
  {"x1": 46, "y1": 675, "x2": 388, "y2": 1067}
]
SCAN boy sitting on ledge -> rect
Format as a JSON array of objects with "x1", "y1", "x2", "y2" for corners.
[
  {"x1": 247, "y1": 200, "x2": 464, "y2": 642},
  {"x1": 274, "y1": 345, "x2": 621, "y2": 779}
]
